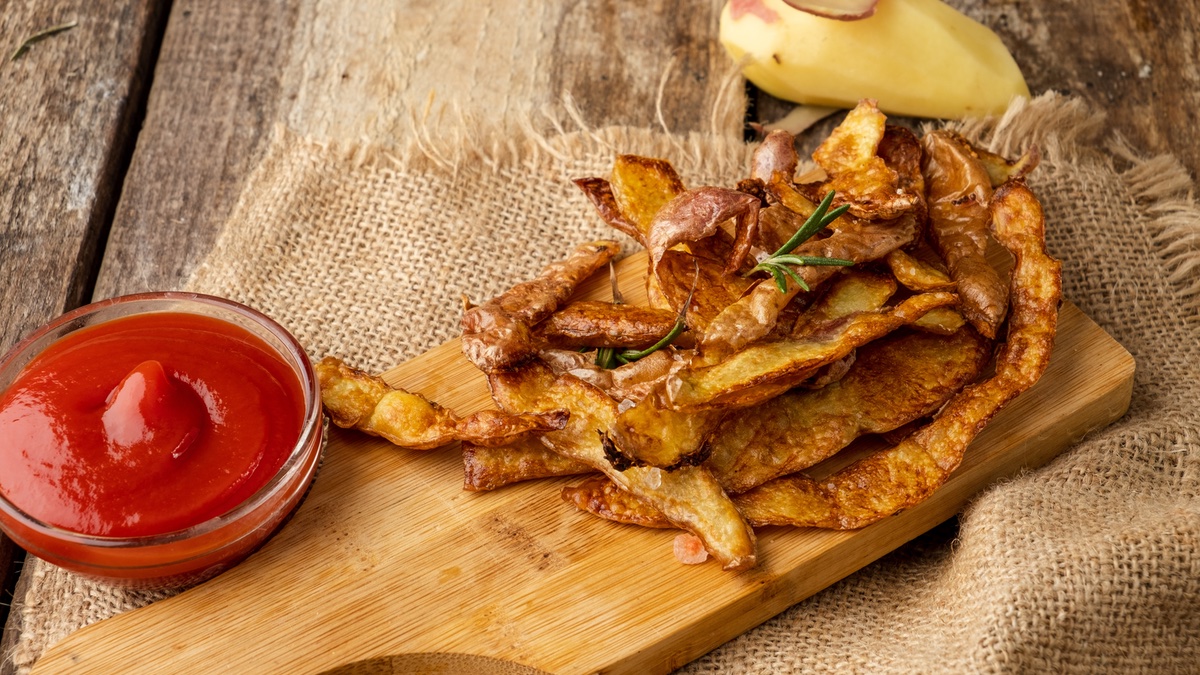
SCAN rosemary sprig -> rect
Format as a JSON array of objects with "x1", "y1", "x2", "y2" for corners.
[
  {"x1": 11, "y1": 20, "x2": 77, "y2": 62},
  {"x1": 595, "y1": 261, "x2": 695, "y2": 368},
  {"x1": 751, "y1": 190, "x2": 854, "y2": 293}
]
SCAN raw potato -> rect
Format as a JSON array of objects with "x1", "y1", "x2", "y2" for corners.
[{"x1": 720, "y1": 0, "x2": 1029, "y2": 119}]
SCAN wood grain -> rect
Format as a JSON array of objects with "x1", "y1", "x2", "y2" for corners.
[
  {"x1": 31, "y1": 252, "x2": 1134, "y2": 675},
  {"x1": 0, "y1": 0, "x2": 167, "y2": 650},
  {"x1": 91, "y1": 0, "x2": 301, "y2": 301},
  {"x1": 94, "y1": 0, "x2": 735, "y2": 302}
]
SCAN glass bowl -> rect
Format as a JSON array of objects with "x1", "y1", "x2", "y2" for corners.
[{"x1": 0, "y1": 292, "x2": 324, "y2": 589}]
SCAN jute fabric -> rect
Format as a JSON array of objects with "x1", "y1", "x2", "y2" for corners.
[{"x1": 6, "y1": 93, "x2": 1199, "y2": 673}]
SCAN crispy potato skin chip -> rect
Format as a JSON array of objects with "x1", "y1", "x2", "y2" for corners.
[
  {"x1": 488, "y1": 360, "x2": 756, "y2": 570},
  {"x1": 922, "y1": 130, "x2": 1007, "y2": 338},
  {"x1": 698, "y1": 203, "x2": 919, "y2": 363},
  {"x1": 811, "y1": 102, "x2": 920, "y2": 220},
  {"x1": 647, "y1": 186, "x2": 760, "y2": 277},
  {"x1": 751, "y1": 129, "x2": 799, "y2": 185},
  {"x1": 885, "y1": 248, "x2": 955, "y2": 292},
  {"x1": 573, "y1": 177, "x2": 642, "y2": 242},
  {"x1": 607, "y1": 389, "x2": 725, "y2": 470},
  {"x1": 316, "y1": 357, "x2": 567, "y2": 450},
  {"x1": 463, "y1": 438, "x2": 594, "y2": 491},
  {"x1": 708, "y1": 326, "x2": 992, "y2": 493},
  {"x1": 736, "y1": 178, "x2": 1060, "y2": 529},
  {"x1": 610, "y1": 154, "x2": 686, "y2": 241},
  {"x1": 671, "y1": 291, "x2": 958, "y2": 411},
  {"x1": 455, "y1": 409, "x2": 569, "y2": 447},
  {"x1": 655, "y1": 249, "x2": 754, "y2": 331},
  {"x1": 791, "y1": 269, "x2": 897, "y2": 337},
  {"x1": 537, "y1": 300, "x2": 677, "y2": 349},
  {"x1": 316, "y1": 356, "x2": 458, "y2": 449},
  {"x1": 562, "y1": 475, "x2": 674, "y2": 529},
  {"x1": 462, "y1": 240, "x2": 621, "y2": 373}
]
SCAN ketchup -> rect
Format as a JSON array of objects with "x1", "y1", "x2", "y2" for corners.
[{"x1": 0, "y1": 312, "x2": 304, "y2": 538}]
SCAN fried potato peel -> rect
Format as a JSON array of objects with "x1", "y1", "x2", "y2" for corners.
[
  {"x1": 812, "y1": 101, "x2": 920, "y2": 220},
  {"x1": 315, "y1": 98, "x2": 1055, "y2": 572},
  {"x1": 562, "y1": 475, "x2": 675, "y2": 529},
  {"x1": 885, "y1": 248, "x2": 955, "y2": 292},
  {"x1": 646, "y1": 186, "x2": 760, "y2": 277},
  {"x1": 315, "y1": 356, "x2": 568, "y2": 450},
  {"x1": 709, "y1": 326, "x2": 992, "y2": 493},
  {"x1": 537, "y1": 300, "x2": 677, "y2": 349},
  {"x1": 790, "y1": 269, "x2": 897, "y2": 337},
  {"x1": 696, "y1": 204, "x2": 919, "y2": 363},
  {"x1": 669, "y1": 291, "x2": 959, "y2": 411},
  {"x1": 488, "y1": 360, "x2": 756, "y2": 570},
  {"x1": 609, "y1": 154, "x2": 686, "y2": 242},
  {"x1": 461, "y1": 240, "x2": 621, "y2": 374},
  {"x1": 463, "y1": 438, "x2": 594, "y2": 491},
  {"x1": 922, "y1": 130, "x2": 1008, "y2": 338},
  {"x1": 735, "y1": 178, "x2": 1060, "y2": 529}
]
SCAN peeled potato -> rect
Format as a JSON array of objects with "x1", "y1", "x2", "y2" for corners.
[{"x1": 720, "y1": 0, "x2": 1029, "y2": 119}]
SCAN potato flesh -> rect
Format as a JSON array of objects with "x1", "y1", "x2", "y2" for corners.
[{"x1": 720, "y1": 0, "x2": 1030, "y2": 119}]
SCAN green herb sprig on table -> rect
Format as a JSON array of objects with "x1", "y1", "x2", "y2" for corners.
[
  {"x1": 10, "y1": 21, "x2": 77, "y2": 62},
  {"x1": 750, "y1": 190, "x2": 854, "y2": 293}
]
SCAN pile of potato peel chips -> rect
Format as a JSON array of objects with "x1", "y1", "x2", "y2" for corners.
[{"x1": 316, "y1": 100, "x2": 1061, "y2": 571}]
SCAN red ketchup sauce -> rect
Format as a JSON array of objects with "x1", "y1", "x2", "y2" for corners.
[{"x1": 0, "y1": 312, "x2": 304, "y2": 539}]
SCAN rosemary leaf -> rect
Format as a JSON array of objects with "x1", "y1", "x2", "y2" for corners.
[{"x1": 11, "y1": 20, "x2": 77, "y2": 62}]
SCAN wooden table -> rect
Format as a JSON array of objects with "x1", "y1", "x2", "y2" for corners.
[{"x1": 2, "y1": 0, "x2": 1197, "y2": 669}]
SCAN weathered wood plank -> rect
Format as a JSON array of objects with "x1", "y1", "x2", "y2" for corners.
[
  {"x1": 91, "y1": 0, "x2": 302, "y2": 300},
  {"x1": 0, "y1": 0, "x2": 167, "y2": 657},
  {"x1": 988, "y1": 0, "x2": 1200, "y2": 178},
  {"x1": 94, "y1": 0, "x2": 736, "y2": 300}
]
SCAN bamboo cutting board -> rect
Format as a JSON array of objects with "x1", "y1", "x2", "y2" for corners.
[{"x1": 34, "y1": 253, "x2": 1134, "y2": 675}]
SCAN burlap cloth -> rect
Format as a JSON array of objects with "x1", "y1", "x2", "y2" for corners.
[{"x1": 5, "y1": 92, "x2": 1200, "y2": 673}]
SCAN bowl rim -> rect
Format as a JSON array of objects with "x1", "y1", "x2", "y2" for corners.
[{"x1": 0, "y1": 291, "x2": 323, "y2": 551}]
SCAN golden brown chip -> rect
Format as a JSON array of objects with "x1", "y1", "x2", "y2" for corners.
[
  {"x1": 461, "y1": 240, "x2": 621, "y2": 373},
  {"x1": 707, "y1": 326, "x2": 992, "y2": 493},
  {"x1": 487, "y1": 360, "x2": 756, "y2": 570},
  {"x1": 697, "y1": 190, "x2": 920, "y2": 363},
  {"x1": 734, "y1": 178, "x2": 1060, "y2": 529},
  {"x1": 536, "y1": 300, "x2": 677, "y2": 350},
  {"x1": 654, "y1": 249, "x2": 753, "y2": 331},
  {"x1": 810, "y1": 101, "x2": 919, "y2": 220},
  {"x1": 454, "y1": 408, "x2": 570, "y2": 448},
  {"x1": 462, "y1": 438, "x2": 594, "y2": 491},
  {"x1": 316, "y1": 356, "x2": 567, "y2": 450},
  {"x1": 646, "y1": 186, "x2": 760, "y2": 277},
  {"x1": 940, "y1": 131, "x2": 1040, "y2": 188},
  {"x1": 922, "y1": 130, "x2": 1008, "y2": 338},
  {"x1": 670, "y1": 291, "x2": 959, "y2": 411},
  {"x1": 885, "y1": 248, "x2": 955, "y2": 292},
  {"x1": 911, "y1": 306, "x2": 968, "y2": 335},
  {"x1": 791, "y1": 269, "x2": 898, "y2": 337},
  {"x1": 562, "y1": 474, "x2": 673, "y2": 529},
  {"x1": 573, "y1": 177, "x2": 642, "y2": 242},
  {"x1": 610, "y1": 154, "x2": 686, "y2": 241},
  {"x1": 606, "y1": 388, "x2": 725, "y2": 470},
  {"x1": 751, "y1": 129, "x2": 799, "y2": 185}
]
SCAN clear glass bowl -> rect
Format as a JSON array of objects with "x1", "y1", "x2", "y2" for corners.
[{"x1": 0, "y1": 292, "x2": 324, "y2": 589}]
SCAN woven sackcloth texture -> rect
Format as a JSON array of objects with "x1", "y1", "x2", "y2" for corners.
[{"x1": 5, "y1": 92, "x2": 1199, "y2": 674}]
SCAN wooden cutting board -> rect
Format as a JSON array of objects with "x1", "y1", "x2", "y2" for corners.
[{"x1": 34, "y1": 252, "x2": 1134, "y2": 675}]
